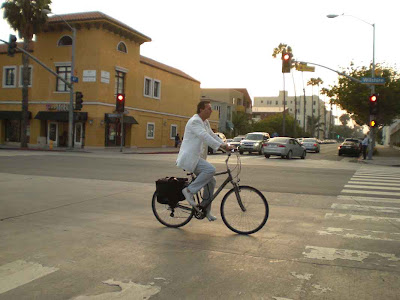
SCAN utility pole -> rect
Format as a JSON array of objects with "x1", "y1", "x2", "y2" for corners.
[
  {"x1": 282, "y1": 74, "x2": 286, "y2": 136},
  {"x1": 303, "y1": 88, "x2": 306, "y2": 134}
]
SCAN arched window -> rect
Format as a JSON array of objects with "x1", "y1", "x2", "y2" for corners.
[
  {"x1": 58, "y1": 35, "x2": 72, "y2": 46},
  {"x1": 117, "y1": 42, "x2": 127, "y2": 53}
]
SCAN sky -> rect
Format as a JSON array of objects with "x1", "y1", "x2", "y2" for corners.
[{"x1": 1, "y1": 0, "x2": 398, "y2": 113}]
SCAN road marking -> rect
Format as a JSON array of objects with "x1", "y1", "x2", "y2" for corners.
[
  {"x1": 0, "y1": 260, "x2": 58, "y2": 295},
  {"x1": 303, "y1": 246, "x2": 400, "y2": 263},
  {"x1": 331, "y1": 203, "x2": 400, "y2": 214},
  {"x1": 344, "y1": 184, "x2": 400, "y2": 191},
  {"x1": 317, "y1": 227, "x2": 400, "y2": 242},
  {"x1": 352, "y1": 174, "x2": 400, "y2": 180},
  {"x1": 349, "y1": 180, "x2": 400, "y2": 187},
  {"x1": 325, "y1": 213, "x2": 400, "y2": 223},
  {"x1": 341, "y1": 189, "x2": 400, "y2": 197},
  {"x1": 350, "y1": 177, "x2": 400, "y2": 183},
  {"x1": 337, "y1": 195, "x2": 400, "y2": 204},
  {"x1": 72, "y1": 279, "x2": 161, "y2": 300}
]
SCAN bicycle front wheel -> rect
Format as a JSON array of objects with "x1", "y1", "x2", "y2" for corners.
[
  {"x1": 152, "y1": 192, "x2": 194, "y2": 228},
  {"x1": 220, "y1": 186, "x2": 269, "y2": 234}
]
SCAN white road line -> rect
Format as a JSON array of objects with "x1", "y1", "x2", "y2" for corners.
[
  {"x1": 352, "y1": 175, "x2": 400, "y2": 179},
  {"x1": 349, "y1": 178, "x2": 400, "y2": 183},
  {"x1": 317, "y1": 227, "x2": 400, "y2": 242},
  {"x1": 337, "y1": 195, "x2": 400, "y2": 204},
  {"x1": 325, "y1": 213, "x2": 400, "y2": 223},
  {"x1": 344, "y1": 184, "x2": 400, "y2": 191},
  {"x1": 331, "y1": 203, "x2": 400, "y2": 214},
  {"x1": 303, "y1": 246, "x2": 400, "y2": 263},
  {"x1": 349, "y1": 181, "x2": 400, "y2": 187},
  {"x1": 341, "y1": 189, "x2": 400, "y2": 197},
  {"x1": 0, "y1": 260, "x2": 58, "y2": 295}
]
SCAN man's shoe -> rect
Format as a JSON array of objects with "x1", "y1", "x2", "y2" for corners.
[
  {"x1": 205, "y1": 205, "x2": 217, "y2": 221},
  {"x1": 182, "y1": 187, "x2": 196, "y2": 207}
]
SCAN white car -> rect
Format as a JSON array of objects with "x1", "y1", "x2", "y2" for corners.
[{"x1": 263, "y1": 137, "x2": 306, "y2": 159}]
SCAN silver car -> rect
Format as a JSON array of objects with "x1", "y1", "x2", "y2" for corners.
[
  {"x1": 263, "y1": 137, "x2": 306, "y2": 159},
  {"x1": 302, "y1": 138, "x2": 320, "y2": 153}
]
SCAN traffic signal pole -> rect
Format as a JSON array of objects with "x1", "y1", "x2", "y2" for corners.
[{"x1": 368, "y1": 24, "x2": 376, "y2": 160}]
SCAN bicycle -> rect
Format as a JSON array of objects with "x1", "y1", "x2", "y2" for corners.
[{"x1": 151, "y1": 151, "x2": 269, "y2": 235}]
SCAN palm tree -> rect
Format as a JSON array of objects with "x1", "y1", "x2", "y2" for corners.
[
  {"x1": 307, "y1": 77, "x2": 323, "y2": 137},
  {"x1": 2, "y1": 0, "x2": 51, "y2": 148}
]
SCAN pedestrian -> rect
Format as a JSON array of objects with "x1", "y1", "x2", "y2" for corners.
[
  {"x1": 176, "y1": 100, "x2": 233, "y2": 221},
  {"x1": 174, "y1": 133, "x2": 181, "y2": 148},
  {"x1": 362, "y1": 134, "x2": 369, "y2": 159}
]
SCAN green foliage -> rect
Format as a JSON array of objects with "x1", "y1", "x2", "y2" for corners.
[
  {"x1": 252, "y1": 114, "x2": 302, "y2": 137},
  {"x1": 232, "y1": 111, "x2": 252, "y2": 136},
  {"x1": 328, "y1": 63, "x2": 400, "y2": 126}
]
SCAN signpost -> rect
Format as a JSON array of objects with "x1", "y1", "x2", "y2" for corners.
[
  {"x1": 361, "y1": 77, "x2": 385, "y2": 85},
  {"x1": 296, "y1": 63, "x2": 315, "y2": 72}
]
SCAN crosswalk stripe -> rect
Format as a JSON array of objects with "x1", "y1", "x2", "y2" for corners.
[
  {"x1": 325, "y1": 213, "x2": 400, "y2": 223},
  {"x1": 317, "y1": 227, "x2": 400, "y2": 242},
  {"x1": 341, "y1": 189, "x2": 400, "y2": 197},
  {"x1": 352, "y1": 174, "x2": 400, "y2": 179},
  {"x1": 344, "y1": 184, "x2": 400, "y2": 191},
  {"x1": 349, "y1": 181, "x2": 400, "y2": 187},
  {"x1": 337, "y1": 195, "x2": 400, "y2": 204},
  {"x1": 303, "y1": 246, "x2": 400, "y2": 263},
  {"x1": 0, "y1": 260, "x2": 58, "y2": 295},
  {"x1": 349, "y1": 178, "x2": 400, "y2": 183},
  {"x1": 331, "y1": 203, "x2": 400, "y2": 214}
]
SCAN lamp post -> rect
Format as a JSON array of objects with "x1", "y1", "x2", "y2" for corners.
[
  {"x1": 327, "y1": 13, "x2": 376, "y2": 159},
  {"x1": 43, "y1": 9, "x2": 76, "y2": 150}
]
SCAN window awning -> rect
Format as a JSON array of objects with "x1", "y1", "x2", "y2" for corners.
[
  {"x1": 0, "y1": 111, "x2": 31, "y2": 120},
  {"x1": 226, "y1": 120, "x2": 234, "y2": 130},
  {"x1": 105, "y1": 114, "x2": 138, "y2": 124},
  {"x1": 35, "y1": 111, "x2": 88, "y2": 122}
]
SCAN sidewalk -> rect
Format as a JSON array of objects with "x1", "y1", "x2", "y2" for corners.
[{"x1": 356, "y1": 145, "x2": 400, "y2": 167}]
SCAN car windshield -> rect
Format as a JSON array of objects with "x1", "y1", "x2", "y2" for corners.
[
  {"x1": 233, "y1": 137, "x2": 243, "y2": 142},
  {"x1": 269, "y1": 137, "x2": 289, "y2": 143},
  {"x1": 303, "y1": 138, "x2": 316, "y2": 142},
  {"x1": 245, "y1": 134, "x2": 263, "y2": 140}
]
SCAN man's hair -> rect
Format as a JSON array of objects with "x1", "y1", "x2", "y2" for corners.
[{"x1": 197, "y1": 100, "x2": 210, "y2": 113}]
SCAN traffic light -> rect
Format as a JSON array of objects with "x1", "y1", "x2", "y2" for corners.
[
  {"x1": 370, "y1": 120, "x2": 377, "y2": 127},
  {"x1": 7, "y1": 34, "x2": 17, "y2": 57},
  {"x1": 369, "y1": 94, "x2": 378, "y2": 115},
  {"x1": 116, "y1": 93, "x2": 125, "y2": 113},
  {"x1": 282, "y1": 51, "x2": 292, "y2": 73},
  {"x1": 75, "y1": 91, "x2": 83, "y2": 110}
]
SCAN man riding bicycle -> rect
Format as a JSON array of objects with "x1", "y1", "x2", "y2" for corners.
[{"x1": 176, "y1": 101, "x2": 233, "y2": 221}]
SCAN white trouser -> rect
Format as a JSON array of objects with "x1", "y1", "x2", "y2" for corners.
[{"x1": 187, "y1": 158, "x2": 216, "y2": 207}]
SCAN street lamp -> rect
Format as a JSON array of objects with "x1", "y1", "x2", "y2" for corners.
[
  {"x1": 43, "y1": 9, "x2": 76, "y2": 150},
  {"x1": 327, "y1": 13, "x2": 376, "y2": 159}
]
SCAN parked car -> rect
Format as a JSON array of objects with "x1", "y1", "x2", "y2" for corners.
[
  {"x1": 263, "y1": 137, "x2": 306, "y2": 159},
  {"x1": 344, "y1": 138, "x2": 362, "y2": 152},
  {"x1": 302, "y1": 138, "x2": 320, "y2": 153},
  {"x1": 338, "y1": 141, "x2": 361, "y2": 157},
  {"x1": 208, "y1": 132, "x2": 227, "y2": 154},
  {"x1": 228, "y1": 135, "x2": 245, "y2": 150},
  {"x1": 239, "y1": 132, "x2": 270, "y2": 155}
]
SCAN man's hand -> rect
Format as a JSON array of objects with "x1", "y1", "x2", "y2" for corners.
[{"x1": 221, "y1": 143, "x2": 234, "y2": 151}]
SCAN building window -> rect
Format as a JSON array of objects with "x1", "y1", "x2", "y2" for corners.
[
  {"x1": 313, "y1": 100, "x2": 316, "y2": 105},
  {"x1": 261, "y1": 100, "x2": 263, "y2": 104},
  {"x1": 115, "y1": 70, "x2": 125, "y2": 95},
  {"x1": 146, "y1": 122, "x2": 155, "y2": 139},
  {"x1": 19, "y1": 65, "x2": 33, "y2": 87},
  {"x1": 144, "y1": 77, "x2": 152, "y2": 97},
  {"x1": 153, "y1": 79, "x2": 161, "y2": 99},
  {"x1": 56, "y1": 65, "x2": 71, "y2": 92},
  {"x1": 117, "y1": 42, "x2": 127, "y2": 53},
  {"x1": 170, "y1": 124, "x2": 177, "y2": 139},
  {"x1": 214, "y1": 105, "x2": 221, "y2": 118},
  {"x1": 58, "y1": 35, "x2": 72, "y2": 46},
  {"x1": 275, "y1": 101, "x2": 278, "y2": 105},
  {"x1": 2, "y1": 66, "x2": 17, "y2": 88}
]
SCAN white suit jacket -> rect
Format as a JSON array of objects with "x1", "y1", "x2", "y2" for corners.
[{"x1": 176, "y1": 114, "x2": 223, "y2": 172}]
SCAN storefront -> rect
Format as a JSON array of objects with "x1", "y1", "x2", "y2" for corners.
[
  {"x1": 0, "y1": 111, "x2": 32, "y2": 144},
  {"x1": 34, "y1": 111, "x2": 88, "y2": 148},
  {"x1": 104, "y1": 113, "x2": 138, "y2": 147}
]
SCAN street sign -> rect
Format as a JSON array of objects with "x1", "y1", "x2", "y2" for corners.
[
  {"x1": 361, "y1": 77, "x2": 385, "y2": 85},
  {"x1": 71, "y1": 76, "x2": 79, "y2": 83},
  {"x1": 296, "y1": 64, "x2": 315, "y2": 72}
]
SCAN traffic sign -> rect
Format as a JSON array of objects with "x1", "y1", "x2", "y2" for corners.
[
  {"x1": 71, "y1": 76, "x2": 79, "y2": 83},
  {"x1": 296, "y1": 63, "x2": 315, "y2": 72},
  {"x1": 361, "y1": 77, "x2": 385, "y2": 85}
]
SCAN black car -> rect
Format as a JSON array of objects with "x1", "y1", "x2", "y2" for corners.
[
  {"x1": 338, "y1": 141, "x2": 360, "y2": 157},
  {"x1": 344, "y1": 138, "x2": 362, "y2": 152}
]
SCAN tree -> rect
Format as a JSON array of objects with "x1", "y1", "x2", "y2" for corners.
[
  {"x1": 307, "y1": 77, "x2": 324, "y2": 137},
  {"x1": 253, "y1": 114, "x2": 302, "y2": 138},
  {"x1": 329, "y1": 63, "x2": 400, "y2": 127},
  {"x1": 339, "y1": 114, "x2": 351, "y2": 126},
  {"x1": 321, "y1": 87, "x2": 335, "y2": 138},
  {"x1": 2, "y1": 0, "x2": 51, "y2": 148},
  {"x1": 232, "y1": 111, "x2": 252, "y2": 136}
]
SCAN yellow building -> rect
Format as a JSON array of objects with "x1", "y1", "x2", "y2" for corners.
[{"x1": 0, "y1": 11, "x2": 218, "y2": 148}]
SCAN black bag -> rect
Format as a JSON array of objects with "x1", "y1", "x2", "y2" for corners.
[{"x1": 155, "y1": 177, "x2": 188, "y2": 207}]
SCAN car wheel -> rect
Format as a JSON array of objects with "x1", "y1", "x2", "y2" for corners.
[
  {"x1": 286, "y1": 151, "x2": 292, "y2": 160},
  {"x1": 301, "y1": 151, "x2": 306, "y2": 159},
  {"x1": 281, "y1": 155, "x2": 285, "y2": 159},
  {"x1": 265, "y1": 154, "x2": 270, "y2": 158}
]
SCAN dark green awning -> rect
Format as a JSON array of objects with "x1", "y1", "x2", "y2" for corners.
[
  {"x1": 0, "y1": 111, "x2": 31, "y2": 120},
  {"x1": 105, "y1": 114, "x2": 138, "y2": 124},
  {"x1": 35, "y1": 111, "x2": 88, "y2": 122}
]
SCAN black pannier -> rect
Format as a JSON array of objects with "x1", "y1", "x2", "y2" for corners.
[{"x1": 155, "y1": 177, "x2": 188, "y2": 207}]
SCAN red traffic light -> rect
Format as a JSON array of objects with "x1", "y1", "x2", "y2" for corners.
[
  {"x1": 282, "y1": 53, "x2": 290, "y2": 61},
  {"x1": 117, "y1": 94, "x2": 125, "y2": 101},
  {"x1": 370, "y1": 94, "x2": 377, "y2": 102}
]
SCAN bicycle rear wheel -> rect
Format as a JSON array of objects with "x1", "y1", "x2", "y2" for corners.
[
  {"x1": 152, "y1": 191, "x2": 194, "y2": 228},
  {"x1": 220, "y1": 186, "x2": 269, "y2": 234}
]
